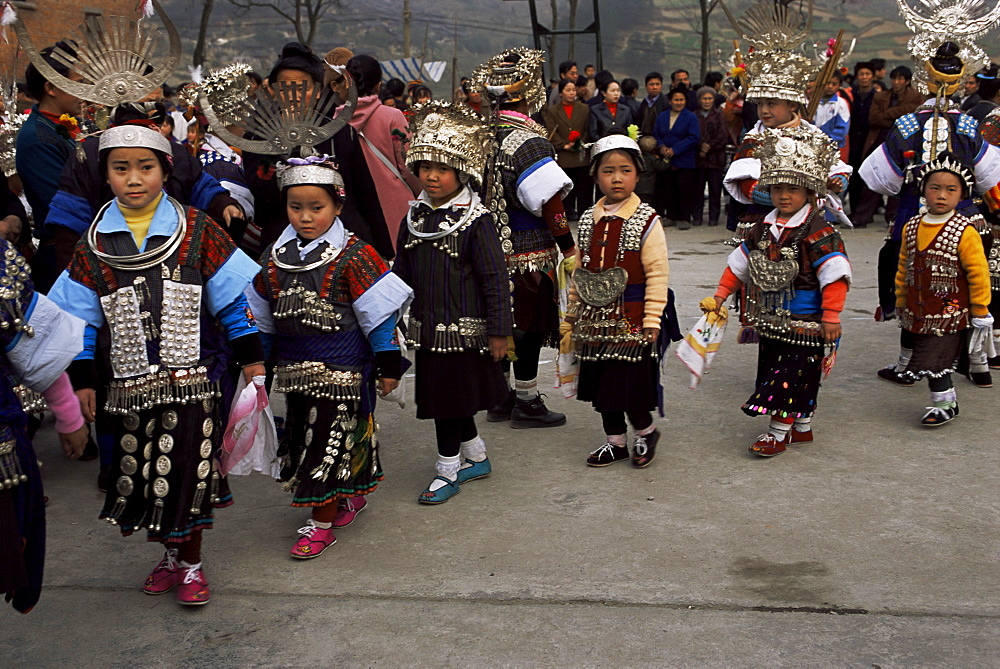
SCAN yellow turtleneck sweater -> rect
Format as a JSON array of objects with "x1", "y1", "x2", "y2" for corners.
[{"x1": 116, "y1": 192, "x2": 163, "y2": 250}]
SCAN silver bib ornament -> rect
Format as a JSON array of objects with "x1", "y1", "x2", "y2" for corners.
[
  {"x1": 573, "y1": 267, "x2": 629, "y2": 307},
  {"x1": 748, "y1": 249, "x2": 798, "y2": 292}
]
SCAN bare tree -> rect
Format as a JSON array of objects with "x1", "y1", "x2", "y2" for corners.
[
  {"x1": 226, "y1": 0, "x2": 343, "y2": 48},
  {"x1": 547, "y1": 0, "x2": 559, "y2": 80},
  {"x1": 567, "y1": 0, "x2": 579, "y2": 61},
  {"x1": 193, "y1": 0, "x2": 215, "y2": 68},
  {"x1": 666, "y1": 0, "x2": 721, "y2": 81}
]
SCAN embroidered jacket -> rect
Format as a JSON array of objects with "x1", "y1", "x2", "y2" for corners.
[
  {"x1": 393, "y1": 187, "x2": 513, "y2": 352},
  {"x1": 895, "y1": 211, "x2": 991, "y2": 335},
  {"x1": 571, "y1": 194, "x2": 669, "y2": 361}
]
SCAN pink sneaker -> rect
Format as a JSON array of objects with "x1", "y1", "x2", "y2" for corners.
[
  {"x1": 176, "y1": 563, "x2": 211, "y2": 606},
  {"x1": 332, "y1": 496, "x2": 367, "y2": 528},
  {"x1": 143, "y1": 549, "x2": 179, "y2": 595},
  {"x1": 290, "y1": 520, "x2": 337, "y2": 559}
]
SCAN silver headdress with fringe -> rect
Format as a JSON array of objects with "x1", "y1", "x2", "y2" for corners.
[
  {"x1": 406, "y1": 101, "x2": 489, "y2": 187},
  {"x1": 470, "y1": 48, "x2": 547, "y2": 116},
  {"x1": 13, "y1": 0, "x2": 181, "y2": 109},
  {"x1": 918, "y1": 152, "x2": 976, "y2": 193},
  {"x1": 719, "y1": 0, "x2": 817, "y2": 104},
  {"x1": 182, "y1": 63, "x2": 253, "y2": 128},
  {"x1": 756, "y1": 126, "x2": 839, "y2": 198},
  {"x1": 276, "y1": 156, "x2": 345, "y2": 191},
  {"x1": 897, "y1": 0, "x2": 1000, "y2": 95}
]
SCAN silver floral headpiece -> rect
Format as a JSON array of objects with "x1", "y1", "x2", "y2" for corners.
[
  {"x1": 918, "y1": 152, "x2": 976, "y2": 193},
  {"x1": 471, "y1": 48, "x2": 547, "y2": 116},
  {"x1": 99, "y1": 124, "x2": 171, "y2": 156},
  {"x1": 898, "y1": 0, "x2": 1000, "y2": 93},
  {"x1": 756, "y1": 126, "x2": 839, "y2": 198},
  {"x1": 276, "y1": 156, "x2": 345, "y2": 192},
  {"x1": 182, "y1": 63, "x2": 253, "y2": 128},
  {"x1": 406, "y1": 101, "x2": 489, "y2": 186}
]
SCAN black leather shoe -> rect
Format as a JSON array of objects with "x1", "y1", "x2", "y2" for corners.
[
  {"x1": 486, "y1": 389, "x2": 516, "y2": 422},
  {"x1": 877, "y1": 365, "x2": 914, "y2": 387},
  {"x1": 510, "y1": 394, "x2": 566, "y2": 428},
  {"x1": 632, "y1": 429, "x2": 660, "y2": 468}
]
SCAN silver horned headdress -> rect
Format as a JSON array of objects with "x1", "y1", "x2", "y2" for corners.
[
  {"x1": 720, "y1": 0, "x2": 817, "y2": 104},
  {"x1": 406, "y1": 101, "x2": 489, "y2": 187},
  {"x1": 182, "y1": 63, "x2": 253, "y2": 128},
  {"x1": 470, "y1": 48, "x2": 547, "y2": 116},
  {"x1": 898, "y1": 0, "x2": 1000, "y2": 94},
  {"x1": 756, "y1": 126, "x2": 839, "y2": 198},
  {"x1": 13, "y1": 0, "x2": 181, "y2": 107},
  {"x1": 199, "y1": 78, "x2": 357, "y2": 158}
]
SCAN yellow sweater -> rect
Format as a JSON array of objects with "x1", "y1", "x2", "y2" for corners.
[
  {"x1": 895, "y1": 212, "x2": 991, "y2": 317},
  {"x1": 116, "y1": 192, "x2": 163, "y2": 250}
]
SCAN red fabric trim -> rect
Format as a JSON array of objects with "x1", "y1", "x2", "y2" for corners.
[
  {"x1": 714, "y1": 266, "x2": 743, "y2": 300},
  {"x1": 820, "y1": 278, "x2": 848, "y2": 323}
]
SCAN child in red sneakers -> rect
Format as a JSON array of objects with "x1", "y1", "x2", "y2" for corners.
[
  {"x1": 893, "y1": 155, "x2": 991, "y2": 426},
  {"x1": 565, "y1": 133, "x2": 670, "y2": 468},
  {"x1": 709, "y1": 127, "x2": 851, "y2": 457},
  {"x1": 245, "y1": 157, "x2": 411, "y2": 557},
  {"x1": 49, "y1": 122, "x2": 266, "y2": 605}
]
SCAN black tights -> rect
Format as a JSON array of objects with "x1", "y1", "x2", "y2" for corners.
[
  {"x1": 434, "y1": 417, "x2": 478, "y2": 457},
  {"x1": 500, "y1": 331, "x2": 544, "y2": 382},
  {"x1": 600, "y1": 410, "x2": 654, "y2": 436},
  {"x1": 928, "y1": 374, "x2": 952, "y2": 392}
]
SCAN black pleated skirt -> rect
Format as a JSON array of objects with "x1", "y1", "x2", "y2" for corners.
[
  {"x1": 577, "y1": 345, "x2": 659, "y2": 413},
  {"x1": 414, "y1": 349, "x2": 508, "y2": 419}
]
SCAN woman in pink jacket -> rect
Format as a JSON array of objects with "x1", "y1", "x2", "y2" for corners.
[{"x1": 342, "y1": 55, "x2": 422, "y2": 249}]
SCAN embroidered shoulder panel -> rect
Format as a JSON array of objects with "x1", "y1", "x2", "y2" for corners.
[
  {"x1": 501, "y1": 128, "x2": 545, "y2": 159},
  {"x1": 957, "y1": 114, "x2": 979, "y2": 139},
  {"x1": 895, "y1": 113, "x2": 920, "y2": 139}
]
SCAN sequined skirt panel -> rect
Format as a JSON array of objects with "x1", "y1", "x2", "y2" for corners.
[
  {"x1": 742, "y1": 336, "x2": 823, "y2": 418},
  {"x1": 100, "y1": 398, "x2": 231, "y2": 542},
  {"x1": 280, "y1": 393, "x2": 383, "y2": 507}
]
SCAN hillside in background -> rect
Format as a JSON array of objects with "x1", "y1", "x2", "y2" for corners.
[{"x1": 160, "y1": 0, "x2": 924, "y2": 91}]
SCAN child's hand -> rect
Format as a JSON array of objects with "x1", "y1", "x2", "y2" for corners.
[
  {"x1": 377, "y1": 377, "x2": 400, "y2": 396},
  {"x1": 642, "y1": 327, "x2": 659, "y2": 343},
  {"x1": 488, "y1": 335, "x2": 509, "y2": 362},
  {"x1": 75, "y1": 388, "x2": 96, "y2": 423},
  {"x1": 821, "y1": 322, "x2": 841, "y2": 343},
  {"x1": 710, "y1": 296, "x2": 725, "y2": 313},
  {"x1": 826, "y1": 177, "x2": 844, "y2": 194},
  {"x1": 242, "y1": 363, "x2": 266, "y2": 384},
  {"x1": 59, "y1": 425, "x2": 89, "y2": 460}
]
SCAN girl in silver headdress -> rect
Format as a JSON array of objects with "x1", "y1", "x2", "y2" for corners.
[
  {"x1": 245, "y1": 157, "x2": 411, "y2": 557},
  {"x1": 49, "y1": 121, "x2": 266, "y2": 606}
]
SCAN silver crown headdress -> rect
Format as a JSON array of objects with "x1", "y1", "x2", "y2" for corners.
[
  {"x1": 917, "y1": 152, "x2": 975, "y2": 193},
  {"x1": 182, "y1": 63, "x2": 253, "y2": 129},
  {"x1": 13, "y1": 0, "x2": 180, "y2": 108},
  {"x1": 588, "y1": 134, "x2": 645, "y2": 175},
  {"x1": 470, "y1": 48, "x2": 547, "y2": 116},
  {"x1": 406, "y1": 101, "x2": 489, "y2": 187},
  {"x1": 720, "y1": 0, "x2": 817, "y2": 104},
  {"x1": 199, "y1": 78, "x2": 356, "y2": 159},
  {"x1": 898, "y1": 0, "x2": 1000, "y2": 94},
  {"x1": 756, "y1": 126, "x2": 839, "y2": 198},
  {"x1": 276, "y1": 156, "x2": 345, "y2": 191}
]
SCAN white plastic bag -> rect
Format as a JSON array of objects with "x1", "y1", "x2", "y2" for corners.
[
  {"x1": 378, "y1": 327, "x2": 407, "y2": 408},
  {"x1": 220, "y1": 375, "x2": 280, "y2": 477}
]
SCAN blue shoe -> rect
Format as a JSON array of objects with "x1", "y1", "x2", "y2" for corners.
[
  {"x1": 457, "y1": 457, "x2": 491, "y2": 483},
  {"x1": 418, "y1": 477, "x2": 460, "y2": 504}
]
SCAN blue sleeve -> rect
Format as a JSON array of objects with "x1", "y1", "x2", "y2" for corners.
[
  {"x1": 189, "y1": 171, "x2": 230, "y2": 213},
  {"x1": 752, "y1": 185, "x2": 774, "y2": 207},
  {"x1": 367, "y1": 316, "x2": 399, "y2": 353},
  {"x1": 44, "y1": 190, "x2": 95, "y2": 236},
  {"x1": 260, "y1": 332, "x2": 274, "y2": 358},
  {"x1": 821, "y1": 115, "x2": 850, "y2": 147},
  {"x1": 216, "y1": 293, "x2": 259, "y2": 340},
  {"x1": 653, "y1": 112, "x2": 668, "y2": 146},
  {"x1": 76, "y1": 324, "x2": 98, "y2": 361}
]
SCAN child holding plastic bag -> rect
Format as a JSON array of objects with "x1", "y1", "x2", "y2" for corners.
[
  {"x1": 48, "y1": 122, "x2": 265, "y2": 606},
  {"x1": 245, "y1": 157, "x2": 411, "y2": 559}
]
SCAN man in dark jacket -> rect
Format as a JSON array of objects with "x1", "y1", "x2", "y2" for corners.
[
  {"x1": 639, "y1": 72, "x2": 670, "y2": 135},
  {"x1": 847, "y1": 61, "x2": 878, "y2": 220},
  {"x1": 694, "y1": 87, "x2": 728, "y2": 226}
]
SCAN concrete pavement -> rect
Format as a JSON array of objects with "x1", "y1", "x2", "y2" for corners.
[{"x1": 3, "y1": 224, "x2": 998, "y2": 667}]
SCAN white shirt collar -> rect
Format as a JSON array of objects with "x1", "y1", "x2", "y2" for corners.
[
  {"x1": 764, "y1": 203, "x2": 813, "y2": 240},
  {"x1": 275, "y1": 217, "x2": 347, "y2": 261},
  {"x1": 415, "y1": 185, "x2": 474, "y2": 212}
]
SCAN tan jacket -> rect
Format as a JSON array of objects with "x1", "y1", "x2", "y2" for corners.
[
  {"x1": 542, "y1": 101, "x2": 591, "y2": 169},
  {"x1": 863, "y1": 86, "x2": 924, "y2": 155}
]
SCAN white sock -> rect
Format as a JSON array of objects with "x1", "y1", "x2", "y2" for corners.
[
  {"x1": 931, "y1": 388, "x2": 957, "y2": 407},
  {"x1": 310, "y1": 519, "x2": 333, "y2": 530},
  {"x1": 768, "y1": 419, "x2": 792, "y2": 440},
  {"x1": 429, "y1": 455, "x2": 461, "y2": 491},
  {"x1": 460, "y1": 436, "x2": 487, "y2": 462},
  {"x1": 992, "y1": 329, "x2": 1000, "y2": 356},
  {"x1": 605, "y1": 434, "x2": 626, "y2": 446},
  {"x1": 793, "y1": 416, "x2": 812, "y2": 432},
  {"x1": 515, "y1": 377, "x2": 537, "y2": 401},
  {"x1": 970, "y1": 348, "x2": 989, "y2": 373},
  {"x1": 895, "y1": 347, "x2": 913, "y2": 370},
  {"x1": 179, "y1": 560, "x2": 201, "y2": 570},
  {"x1": 635, "y1": 423, "x2": 656, "y2": 437}
]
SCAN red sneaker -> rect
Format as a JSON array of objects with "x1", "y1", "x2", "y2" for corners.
[
  {"x1": 176, "y1": 563, "x2": 211, "y2": 606},
  {"x1": 332, "y1": 496, "x2": 367, "y2": 528},
  {"x1": 290, "y1": 520, "x2": 337, "y2": 559},
  {"x1": 143, "y1": 549, "x2": 179, "y2": 595},
  {"x1": 749, "y1": 433, "x2": 790, "y2": 457},
  {"x1": 790, "y1": 429, "x2": 813, "y2": 443}
]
